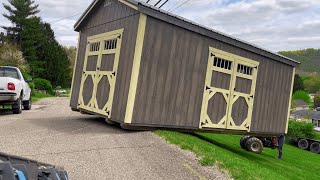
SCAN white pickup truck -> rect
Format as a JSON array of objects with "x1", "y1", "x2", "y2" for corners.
[{"x1": 0, "y1": 66, "x2": 32, "y2": 114}]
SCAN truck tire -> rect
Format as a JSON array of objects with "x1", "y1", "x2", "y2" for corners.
[
  {"x1": 23, "y1": 97, "x2": 32, "y2": 110},
  {"x1": 310, "y1": 142, "x2": 320, "y2": 154},
  {"x1": 240, "y1": 136, "x2": 251, "y2": 149},
  {"x1": 298, "y1": 139, "x2": 309, "y2": 150},
  {"x1": 12, "y1": 98, "x2": 22, "y2": 114},
  {"x1": 245, "y1": 137, "x2": 263, "y2": 154}
]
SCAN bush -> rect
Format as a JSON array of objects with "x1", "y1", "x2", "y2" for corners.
[
  {"x1": 33, "y1": 78, "x2": 53, "y2": 93},
  {"x1": 287, "y1": 119, "x2": 316, "y2": 139},
  {"x1": 292, "y1": 90, "x2": 311, "y2": 104}
]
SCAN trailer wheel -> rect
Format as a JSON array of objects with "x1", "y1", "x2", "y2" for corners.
[
  {"x1": 310, "y1": 142, "x2": 320, "y2": 154},
  {"x1": 240, "y1": 136, "x2": 251, "y2": 149},
  {"x1": 245, "y1": 137, "x2": 263, "y2": 154},
  {"x1": 298, "y1": 139, "x2": 309, "y2": 150}
]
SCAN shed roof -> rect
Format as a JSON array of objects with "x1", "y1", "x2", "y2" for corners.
[{"x1": 74, "y1": 0, "x2": 300, "y2": 66}]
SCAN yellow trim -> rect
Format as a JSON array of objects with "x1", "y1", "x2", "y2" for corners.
[
  {"x1": 88, "y1": 29, "x2": 124, "y2": 41},
  {"x1": 70, "y1": 31, "x2": 81, "y2": 108},
  {"x1": 286, "y1": 68, "x2": 295, "y2": 133},
  {"x1": 200, "y1": 47, "x2": 259, "y2": 131},
  {"x1": 124, "y1": 13, "x2": 147, "y2": 124},
  {"x1": 118, "y1": 0, "x2": 138, "y2": 10},
  {"x1": 78, "y1": 29, "x2": 123, "y2": 117}
]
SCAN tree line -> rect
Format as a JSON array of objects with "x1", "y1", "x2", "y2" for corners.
[{"x1": 0, "y1": 0, "x2": 72, "y2": 88}]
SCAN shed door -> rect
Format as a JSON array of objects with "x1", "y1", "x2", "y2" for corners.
[
  {"x1": 78, "y1": 29, "x2": 123, "y2": 117},
  {"x1": 200, "y1": 48, "x2": 259, "y2": 131}
]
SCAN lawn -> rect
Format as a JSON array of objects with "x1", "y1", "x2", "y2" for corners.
[
  {"x1": 32, "y1": 92, "x2": 53, "y2": 102},
  {"x1": 155, "y1": 131, "x2": 320, "y2": 180}
]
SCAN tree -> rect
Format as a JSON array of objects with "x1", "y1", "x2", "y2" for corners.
[
  {"x1": 20, "y1": 17, "x2": 44, "y2": 76},
  {"x1": 293, "y1": 74, "x2": 305, "y2": 93},
  {"x1": 0, "y1": 43, "x2": 29, "y2": 72},
  {"x1": 303, "y1": 76, "x2": 320, "y2": 93},
  {"x1": 2, "y1": 0, "x2": 39, "y2": 45},
  {"x1": 64, "y1": 46, "x2": 77, "y2": 78},
  {"x1": 314, "y1": 94, "x2": 320, "y2": 108},
  {"x1": 292, "y1": 90, "x2": 311, "y2": 104}
]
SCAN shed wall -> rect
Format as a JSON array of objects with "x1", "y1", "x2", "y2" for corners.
[
  {"x1": 132, "y1": 16, "x2": 293, "y2": 134},
  {"x1": 70, "y1": 0, "x2": 140, "y2": 123}
]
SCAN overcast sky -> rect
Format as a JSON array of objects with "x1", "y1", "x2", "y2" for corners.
[{"x1": 0, "y1": 0, "x2": 320, "y2": 52}]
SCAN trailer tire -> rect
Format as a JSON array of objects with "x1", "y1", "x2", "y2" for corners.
[
  {"x1": 240, "y1": 136, "x2": 251, "y2": 149},
  {"x1": 245, "y1": 137, "x2": 263, "y2": 154},
  {"x1": 298, "y1": 139, "x2": 309, "y2": 150},
  {"x1": 310, "y1": 142, "x2": 320, "y2": 154}
]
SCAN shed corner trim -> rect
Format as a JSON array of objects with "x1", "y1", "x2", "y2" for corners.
[
  {"x1": 124, "y1": 13, "x2": 147, "y2": 124},
  {"x1": 118, "y1": 0, "x2": 138, "y2": 10},
  {"x1": 285, "y1": 67, "x2": 295, "y2": 134}
]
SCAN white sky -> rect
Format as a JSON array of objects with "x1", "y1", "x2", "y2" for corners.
[{"x1": 0, "y1": 0, "x2": 320, "y2": 51}]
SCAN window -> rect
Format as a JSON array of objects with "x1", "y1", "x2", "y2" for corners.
[
  {"x1": 0, "y1": 67, "x2": 20, "y2": 79},
  {"x1": 90, "y1": 42, "x2": 100, "y2": 52},
  {"x1": 213, "y1": 57, "x2": 232, "y2": 70},
  {"x1": 104, "y1": 39, "x2": 117, "y2": 50},
  {"x1": 104, "y1": 0, "x2": 112, "y2": 7},
  {"x1": 237, "y1": 64, "x2": 253, "y2": 76}
]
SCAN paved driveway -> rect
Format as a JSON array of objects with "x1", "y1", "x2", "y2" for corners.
[{"x1": 0, "y1": 98, "x2": 228, "y2": 180}]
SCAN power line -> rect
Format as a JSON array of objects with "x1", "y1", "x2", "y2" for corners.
[
  {"x1": 154, "y1": 0, "x2": 163, "y2": 7},
  {"x1": 159, "y1": 0, "x2": 169, "y2": 8},
  {"x1": 49, "y1": 12, "x2": 83, "y2": 24},
  {"x1": 167, "y1": 0, "x2": 182, "y2": 11},
  {"x1": 170, "y1": 0, "x2": 192, "y2": 12}
]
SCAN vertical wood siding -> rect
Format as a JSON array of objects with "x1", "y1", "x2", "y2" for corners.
[
  {"x1": 132, "y1": 16, "x2": 293, "y2": 134},
  {"x1": 70, "y1": 0, "x2": 139, "y2": 123}
]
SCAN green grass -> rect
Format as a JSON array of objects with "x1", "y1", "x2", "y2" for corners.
[
  {"x1": 155, "y1": 131, "x2": 320, "y2": 180},
  {"x1": 32, "y1": 92, "x2": 53, "y2": 102}
]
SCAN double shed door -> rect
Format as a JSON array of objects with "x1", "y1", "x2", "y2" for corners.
[
  {"x1": 200, "y1": 48, "x2": 259, "y2": 131},
  {"x1": 78, "y1": 29, "x2": 123, "y2": 117}
]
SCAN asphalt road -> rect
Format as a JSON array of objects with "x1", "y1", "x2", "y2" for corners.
[{"x1": 0, "y1": 98, "x2": 228, "y2": 180}]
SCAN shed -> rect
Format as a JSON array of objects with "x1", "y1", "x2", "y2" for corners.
[{"x1": 70, "y1": 0, "x2": 300, "y2": 135}]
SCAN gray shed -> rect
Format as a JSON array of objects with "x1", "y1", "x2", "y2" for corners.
[{"x1": 70, "y1": 0, "x2": 299, "y2": 135}]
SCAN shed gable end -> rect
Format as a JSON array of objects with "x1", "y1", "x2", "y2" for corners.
[{"x1": 76, "y1": 0, "x2": 138, "y2": 31}]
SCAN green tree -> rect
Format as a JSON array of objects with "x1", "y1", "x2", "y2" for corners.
[
  {"x1": 293, "y1": 74, "x2": 305, "y2": 92},
  {"x1": 2, "y1": 0, "x2": 40, "y2": 45},
  {"x1": 303, "y1": 76, "x2": 320, "y2": 93},
  {"x1": 314, "y1": 94, "x2": 320, "y2": 108},
  {"x1": 0, "y1": 43, "x2": 29, "y2": 72},
  {"x1": 20, "y1": 17, "x2": 44, "y2": 76},
  {"x1": 292, "y1": 90, "x2": 311, "y2": 104},
  {"x1": 64, "y1": 46, "x2": 77, "y2": 78}
]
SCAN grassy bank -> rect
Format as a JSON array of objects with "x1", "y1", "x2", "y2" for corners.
[
  {"x1": 32, "y1": 92, "x2": 53, "y2": 102},
  {"x1": 155, "y1": 131, "x2": 320, "y2": 180}
]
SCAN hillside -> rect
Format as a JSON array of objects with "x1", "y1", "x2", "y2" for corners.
[{"x1": 279, "y1": 48, "x2": 320, "y2": 75}]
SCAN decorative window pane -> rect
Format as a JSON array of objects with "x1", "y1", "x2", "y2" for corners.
[
  {"x1": 213, "y1": 57, "x2": 232, "y2": 70},
  {"x1": 104, "y1": 39, "x2": 117, "y2": 50},
  {"x1": 90, "y1": 42, "x2": 100, "y2": 52},
  {"x1": 104, "y1": 0, "x2": 112, "y2": 7},
  {"x1": 237, "y1": 64, "x2": 253, "y2": 76}
]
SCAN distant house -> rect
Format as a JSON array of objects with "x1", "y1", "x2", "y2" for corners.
[
  {"x1": 311, "y1": 113, "x2": 320, "y2": 131},
  {"x1": 293, "y1": 99, "x2": 310, "y2": 110},
  {"x1": 290, "y1": 110, "x2": 315, "y2": 121}
]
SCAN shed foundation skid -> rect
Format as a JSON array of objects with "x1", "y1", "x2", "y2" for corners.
[{"x1": 70, "y1": 0, "x2": 299, "y2": 136}]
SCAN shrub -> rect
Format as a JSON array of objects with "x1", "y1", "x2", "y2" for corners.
[
  {"x1": 292, "y1": 90, "x2": 311, "y2": 104},
  {"x1": 287, "y1": 119, "x2": 316, "y2": 139},
  {"x1": 33, "y1": 78, "x2": 53, "y2": 93}
]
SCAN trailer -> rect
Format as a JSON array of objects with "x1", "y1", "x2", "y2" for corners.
[
  {"x1": 0, "y1": 152, "x2": 68, "y2": 180},
  {"x1": 296, "y1": 137, "x2": 320, "y2": 154},
  {"x1": 70, "y1": 0, "x2": 299, "y2": 137}
]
